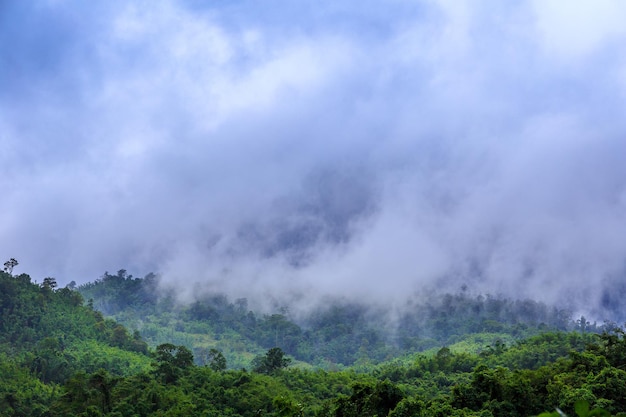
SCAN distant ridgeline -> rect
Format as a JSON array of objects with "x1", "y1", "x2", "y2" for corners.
[{"x1": 77, "y1": 269, "x2": 602, "y2": 369}]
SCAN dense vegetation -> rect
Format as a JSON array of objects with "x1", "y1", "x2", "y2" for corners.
[
  {"x1": 78, "y1": 270, "x2": 577, "y2": 369},
  {"x1": 0, "y1": 269, "x2": 151, "y2": 415},
  {"x1": 2, "y1": 266, "x2": 626, "y2": 416}
]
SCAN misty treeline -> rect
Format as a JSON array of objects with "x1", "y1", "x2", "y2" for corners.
[
  {"x1": 4, "y1": 268, "x2": 626, "y2": 416},
  {"x1": 78, "y1": 269, "x2": 588, "y2": 369}
]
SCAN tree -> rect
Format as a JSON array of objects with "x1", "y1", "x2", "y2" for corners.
[
  {"x1": 206, "y1": 348, "x2": 227, "y2": 371},
  {"x1": 577, "y1": 316, "x2": 590, "y2": 335},
  {"x1": 273, "y1": 395, "x2": 304, "y2": 417},
  {"x1": 3, "y1": 258, "x2": 18, "y2": 274},
  {"x1": 154, "y1": 343, "x2": 194, "y2": 383},
  {"x1": 252, "y1": 347, "x2": 291, "y2": 374},
  {"x1": 42, "y1": 277, "x2": 58, "y2": 291},
  {"x1": 537, "y1": 400, "x2": 612, "y2": 417},
  {"x1": 29, "y1": 337, "x2": 71, "y2": 384},
  {"x1": 330, "y1": 381, "x2": 404, "y2": 417},
  {"x1": 89, "y1": 369, "x2": 117, "y2": 414}
]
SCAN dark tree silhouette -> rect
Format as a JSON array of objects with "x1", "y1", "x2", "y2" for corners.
[
  {"x1": 252, "y1": 347, "x2": 291, "y2": 374},
  {"x1": 3, "y1": 258, "x2": 18, "y2": 274}
]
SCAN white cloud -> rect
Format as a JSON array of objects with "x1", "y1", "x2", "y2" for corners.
[
  {"x1": 2, "y1": 0, "x2": 626, "y2": 316},
  {"x1": 531, "y1": 0, "x2": 626, "y2": 59}
]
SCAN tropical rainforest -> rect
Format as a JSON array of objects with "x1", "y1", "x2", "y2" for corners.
[{"x1": 1, "y1": 267, "x2": 626, "y2": 417}]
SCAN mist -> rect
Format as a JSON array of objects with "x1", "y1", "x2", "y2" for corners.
[{"x1": 2, "y1": 0, "x2": 626, "y2": 317}]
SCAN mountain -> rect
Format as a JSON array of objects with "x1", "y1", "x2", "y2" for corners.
[
  {"x1": 77, "y1": 270, "x2": 584, "y2": 370},
  {"x1": 3, "y1": 267, "x2": 626, "y2": 416}
]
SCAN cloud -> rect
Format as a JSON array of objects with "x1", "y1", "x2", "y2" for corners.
[
  {"x1": 1, "y1": 0, "x2": 626, "y2": 316},
  {"x1": 532, "y1": 0, "x2": 626, "y2": 59}
]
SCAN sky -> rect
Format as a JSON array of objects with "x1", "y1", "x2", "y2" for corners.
[{"x1": 2, "y1": 0, "x2": 626, "y2": 315}]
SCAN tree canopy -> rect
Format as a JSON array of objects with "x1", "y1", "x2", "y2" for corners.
[{"x1": 3, "y1": 267, "x2": 626, "y2": 416}]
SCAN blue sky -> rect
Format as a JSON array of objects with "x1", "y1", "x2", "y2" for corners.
[{"x1": 2, "y1": 0, "x2": 626, "y2": 312}]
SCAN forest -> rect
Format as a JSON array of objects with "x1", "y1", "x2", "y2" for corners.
[{"x1": 2, "y1": 267, "x2": 626, "y2": 416}]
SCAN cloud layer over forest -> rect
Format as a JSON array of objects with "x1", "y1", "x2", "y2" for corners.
[{"x1": 2, "y1": 0, "x2": 626, "y2": 314}]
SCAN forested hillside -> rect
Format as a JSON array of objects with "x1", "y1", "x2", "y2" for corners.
[
  {"x1": 0, "y1": 269, "x2": 151, "y2": 415},
  {"x1": 2, "y1": 268, "x2": 626, "y2": 416},
  {"x1": 78, "y1": 270, "x2": 580, "y2": 370}
]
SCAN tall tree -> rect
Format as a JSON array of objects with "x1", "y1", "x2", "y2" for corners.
[
  {"x1": 154, "y1": 343, "x2": 194, "y2": 383},
  {"x1": 252, "y1": 347, "x2": 291, "y2": 374},
  {"x1": 3, "y1": 258, "x2": 18, "y2": 274},
  {"x1": 207, "y1": 348, "x2": 227, "y2": 371}
]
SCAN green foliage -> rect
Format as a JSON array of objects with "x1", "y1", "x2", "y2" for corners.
[
  {"x1": 6, "y1": 267, "x2": 626, "y2": 417},
  {"x1": 327, "y1": 380, "x2": 404, "y2": 417},
  {"x1": 0, "y1": 270, "x2": 148, "y2": 356},
  {"x1": 536, "y1": 400, "x2": 618, "y2": 417},
  {"x1": 273, "y1": 395, "x2": 305, "y2": 417},
  {"x1": 0, "y1": 269, "x2": 152, "y2": 415},
  {"x1": 78, "y1": 272, "x2": 582, "y2": 372},
  {"x1": 252, "y1": 347, "x2": 292, "y2": 374},
  {"x1": 205, "y1": 347, "x2": 227, "y2": 371},
  {"x1": 0, "y1": 353, "x2": 58, "y2": 417},
  {"x1": 63, "y1": 339, "x2": 152, "y2": 376},
  {"x1": 153, "y1": 343, "x2": 194, "y2": 383}
]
